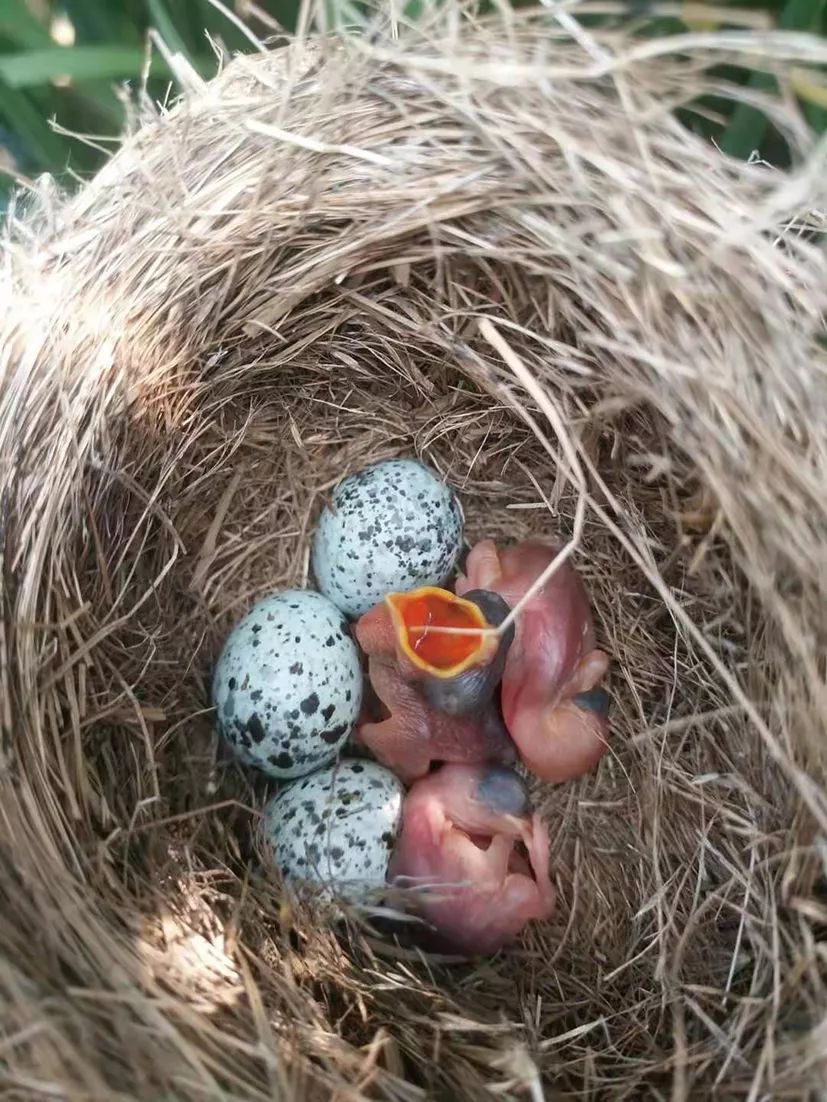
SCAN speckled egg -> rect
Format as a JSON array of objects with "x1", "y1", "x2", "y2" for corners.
[
  {"x1": 312, "y1": 458, "x2": 464, "y2": 618},
  {"x1": 261, "y1": 759, "x2": 404, "y2": 898},
  {"x1": 212, "y1": 590, "x2": 362, "y2": 779}
]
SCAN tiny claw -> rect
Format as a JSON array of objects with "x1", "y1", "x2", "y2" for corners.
[{"x1": 573, "y1": 689, "x2": 610, "y2": 716}]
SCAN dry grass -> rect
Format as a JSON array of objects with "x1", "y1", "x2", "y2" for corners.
[{"x1": 1, "y1": 4, "x2": 827, "y2": 1099}]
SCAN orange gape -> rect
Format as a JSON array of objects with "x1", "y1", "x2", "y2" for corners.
[
  {"x1": 386, "y1": 587, "x2": 496, "y2": 674},
  {"x1": 456, "y1": 539, "x2": 610, "y2": 784},
  {"x1": 354, "y1": 588, "x2": 514, "y2": 784}
]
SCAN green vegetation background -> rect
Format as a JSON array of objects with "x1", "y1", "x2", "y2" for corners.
[{"x1": 0, "y1": 1, "x2": 825, "y2": 208}]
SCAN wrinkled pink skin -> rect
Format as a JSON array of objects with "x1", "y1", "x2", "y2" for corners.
[
  {"x1": 456, "y1": 539, "x2": 610, "y2": 784},
  {"x1": 354, "y1": 603, "x2": 515, "y2": 784},
  {"x1": 388, "y1": 764, "x2": 555, "y2": 955}
]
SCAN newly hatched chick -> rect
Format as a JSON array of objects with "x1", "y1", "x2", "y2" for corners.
[
  {"x1": 455, "y1": 539, "x2": 610, "y2": 784},
  {"x1": 354, "y1": 587, "x2": 515, "y2": 784},
  {"x1": 388, "y1": 763, "x2": 555, "y2": 955}
]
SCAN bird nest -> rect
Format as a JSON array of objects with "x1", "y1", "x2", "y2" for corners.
[{"x1": 2, "y1": 9, "x2": 827, "y2": 1100}]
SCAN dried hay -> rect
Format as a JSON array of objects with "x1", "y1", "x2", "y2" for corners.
[{"x1": 1, "y1": 6, "x2": 827, "y2": 1099}]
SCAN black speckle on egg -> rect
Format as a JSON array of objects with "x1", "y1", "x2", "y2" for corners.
[
  {"x1": 231, "y1": 716, "x2": 251, "y2": 748},
  {"x1": 263, "y1": 761, "x2": 401, "y2": 893},
  {"x1": 274, "y1": 751, "x2": 293, "y2": 769},
  {"x1": 300, "y1": 693, "x2": 319, "y2": 716},
  {"x1": 320, "y1": 723, "x2": 348, "y2": 745},
  {"x1": 228, "y1": 678, "x2": 237, "y2": 691},
  {"x1": 247, "y1": 713, "x2": 265, "y2": 743}
]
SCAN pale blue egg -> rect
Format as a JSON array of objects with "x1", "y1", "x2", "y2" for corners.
[
  {"x1": 213, "y1": 590, "x2": 363, "y2": 779},
  {"x1": 312, "y1": 458, "x2": 463, "y2": 618},
  {"x1": 261, "y1": 759, "x2": 404, "y2": 899}
]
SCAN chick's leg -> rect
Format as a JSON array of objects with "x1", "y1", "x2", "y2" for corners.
[{"x1": 357, "y1": 717, "x2": 432, "y2": 784}]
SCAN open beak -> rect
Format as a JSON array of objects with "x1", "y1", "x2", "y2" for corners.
[
  {"x1": 385, "y1": 587, "x2": 498, "y2": 681},
  {"x1": 386, "y1": 586, "x2": 514, "y2": 718}
]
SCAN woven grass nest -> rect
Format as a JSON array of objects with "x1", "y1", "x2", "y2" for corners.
[{"x1": 2, "y1": 8, "x2": 827, "y2": 1100}]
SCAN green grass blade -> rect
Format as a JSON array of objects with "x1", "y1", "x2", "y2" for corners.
[
  {"x1": 720, "y1": 0, "x2": 827, "y2": 158},
  {"x1": 777, "y1": 0, "x2": 826, "y2": 140},
  {"x1": 805, "y1": 103, "x2": 827, "y2": 134},
  {"x1": 0, "y1": 45, "x2": 150, "y2": 89},
  {"x1": 777, "y1": 0, "x2": 826, "y2": 31},
  {"x1": 0, "y1": 0, "x2": 51, "y2": 48},
  {"x1": 146, "y1": 1, "x2": 217, "y2": 76},
  {"x1": 719, "y1": 72, "x2": 774, "y2": 159},
  {"x1": 61, "y1": 0, "x2": 138, "y2": 43},
  {"x1": 147, "y1": 0, "x2": 193, "y2": 60},
  {"x1": 0, "y1": 78, "x2": 66, "y2": 169},
  {"x1": 267, "y1": 0, "x2": 301, "y2": 33},
  {"x1": 66, "y1": 82, "x2": 129, "y2": 127}
]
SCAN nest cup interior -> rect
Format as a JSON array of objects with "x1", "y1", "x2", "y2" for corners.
[{"x1": 2, "y1": 18, "x2": 826, "y2": 1102}]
